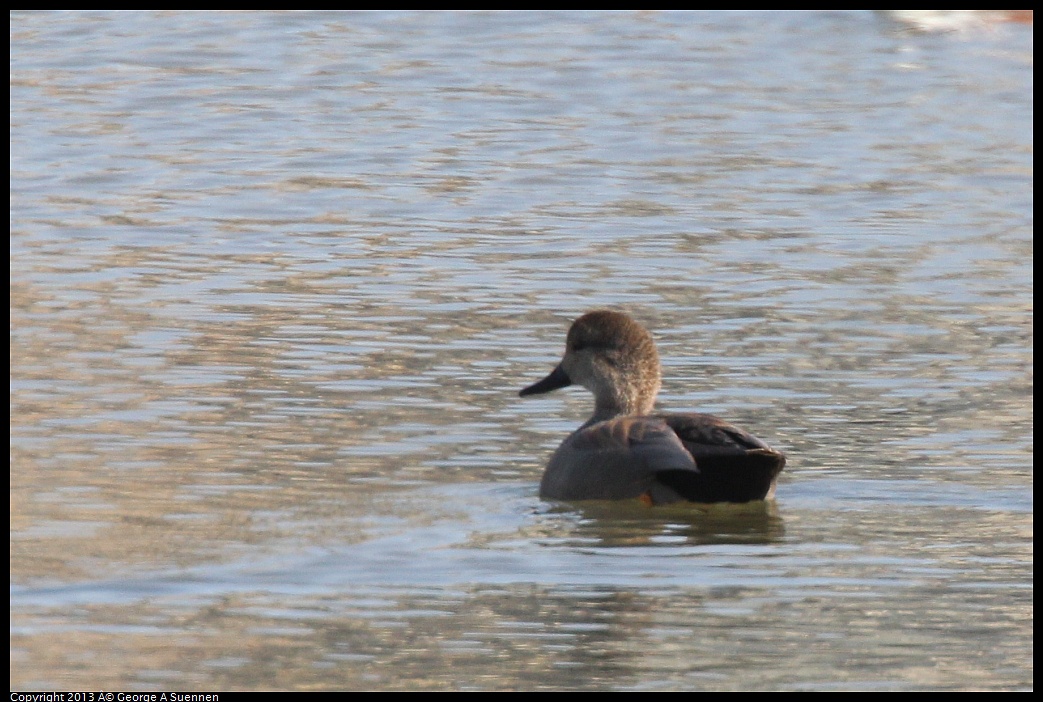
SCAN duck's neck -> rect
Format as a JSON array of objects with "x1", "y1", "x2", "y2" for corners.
[{"x1": 586, "y1": 381, "x2": 658, "y2": 425}]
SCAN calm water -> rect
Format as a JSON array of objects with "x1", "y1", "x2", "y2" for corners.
[{"x1": 10, "y1": 10, "x2": 1032, "y2": 691}]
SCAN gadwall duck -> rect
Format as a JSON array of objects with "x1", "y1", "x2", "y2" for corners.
[{"x1": 520, "y1": 310, "x2": 786, "y2": 505}]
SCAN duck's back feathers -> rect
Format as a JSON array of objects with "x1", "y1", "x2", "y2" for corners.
[
  {"x1": 656, "y1": 413, "x2": 786, "y2": 503},
  {"x1": 537, "y1": 412, "x2": 785, "y2": 505},
  {"x1": 539, "y1": 415, "x2": 697, "y2": 502}
]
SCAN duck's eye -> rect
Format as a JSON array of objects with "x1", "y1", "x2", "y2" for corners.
[{"x1": 570, "y1": 342, "x2": 586, "y2": 352}]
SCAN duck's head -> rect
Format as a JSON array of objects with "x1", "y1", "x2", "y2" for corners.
[{"x1": 519, "y1": 310, "x2": 662, "y2": 419}]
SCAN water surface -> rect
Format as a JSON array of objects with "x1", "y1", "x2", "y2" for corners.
[{"x1": 10, "y1": 10, "x2": 1033, "y2": 691}]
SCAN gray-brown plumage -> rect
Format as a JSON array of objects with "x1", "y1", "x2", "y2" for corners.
[{"x1": 520, "y1": 310, "x2": 785, "y2": 504}]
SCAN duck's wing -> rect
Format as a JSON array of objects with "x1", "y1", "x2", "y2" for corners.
[
  {"x1": 656, "y1": 413, "x2": 786, "y2": 503},
  {"x1": 539, "y1": 415, "x2": 699, "y2": 503}
]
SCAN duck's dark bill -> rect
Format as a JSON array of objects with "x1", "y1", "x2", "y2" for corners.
[{"x1": 519, "y1": 364, "x2": 572, "y2": 397}]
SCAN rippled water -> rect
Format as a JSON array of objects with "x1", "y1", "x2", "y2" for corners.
[{"x1": 10, "y1": 10, "x2": 1032, "y2": 691}]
